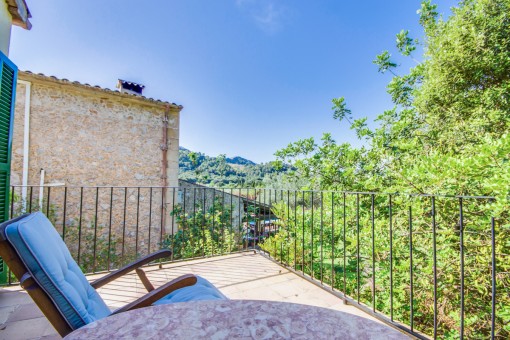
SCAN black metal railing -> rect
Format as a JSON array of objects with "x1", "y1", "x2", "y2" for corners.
[
  {"x1": 8, "y1": 185, "x2": 266, "y2": 275},
  {"x1": 254, "y1": 190, "x2": 508, "y2": 339},
  {"x1": 6, "y1": 185, "x2": 510, "y2": 339}
]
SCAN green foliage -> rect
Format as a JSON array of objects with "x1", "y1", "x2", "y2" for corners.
[
  {"x1": 332, "y1": 97, "x2": 352, "y2": 121},
  {"x1": 179, "y1": 147, "x2": 291, "y2": 188},
  {"x1": 162, "y1": 197, "x2": 241, "y2": 259},
  {"x1": 62, "y1": 221, "x2": 127, "y2": 274},
  {"x1": 396, "y1": 30, "x2": 416, "y2": 57},
  {"x1": 273, "y1": 0, "x2": 510, "y2": 337},
  {"x1": 373, "y1": 51, "x2": 398, "y2": 75},
  {"x1": 260, "y1": 193, "x2": 509, "y2": 339}
]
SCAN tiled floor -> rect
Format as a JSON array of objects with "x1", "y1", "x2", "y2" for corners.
[{"x1": 0, "y1": 252, "x2": 407, "y2": 339}]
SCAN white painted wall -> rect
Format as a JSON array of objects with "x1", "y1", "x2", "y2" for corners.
[{"x1": 0, "y1": 1, "x2": 12, "y2": 56}]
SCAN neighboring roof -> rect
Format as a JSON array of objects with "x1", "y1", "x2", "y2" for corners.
[
  {"x1": 5, "y1": 0, "x2": 31, "y2": 29},
  {"x1": 19, "y1": 71, "x2": 183, "y2": 110}
]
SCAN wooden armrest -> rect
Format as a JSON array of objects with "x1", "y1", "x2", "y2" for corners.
[
  {"x1": 111, "y1": 274, "x2": 197, "y2": 314},
  {"x1": 91, "y1": 249, "x2": 172, "y2": 289}
]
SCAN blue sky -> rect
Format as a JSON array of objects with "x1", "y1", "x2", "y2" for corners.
[{"x1": 10, "y1": 0, "x2": 455, "y2": 163}]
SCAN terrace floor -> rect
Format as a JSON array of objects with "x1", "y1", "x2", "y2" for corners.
[{"x1": 0, "y1": 252, "x2": 408, "y2": 339}]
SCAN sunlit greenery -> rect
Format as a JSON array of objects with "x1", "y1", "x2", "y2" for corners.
[{"x1": 264, "y1": 0, "x2": 510, "y2": 338}]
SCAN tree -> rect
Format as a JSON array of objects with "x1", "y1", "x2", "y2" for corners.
[
  {"x1": 277, "y1": 0, "x2": 510, "y2": 198},
  {"x1": 274, "y1": 1, "x2": 510, "y2": 337}
]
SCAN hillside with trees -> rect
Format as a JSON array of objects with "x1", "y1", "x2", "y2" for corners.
[{"x1": 178, "y1": 147, "x2": 292, "y2": 187}]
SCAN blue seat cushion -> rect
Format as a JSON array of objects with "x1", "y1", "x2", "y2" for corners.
[
  {"x1": 153, "y1": 276, "x2": 227, "y2": 305},
  {"x1": 4, "y1": 212, "x2": 111, "y2": 329},
  {"x1": 4, "y1": 212, "x2": 226, "y2": 329}
]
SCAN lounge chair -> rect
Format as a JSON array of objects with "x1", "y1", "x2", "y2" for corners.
[{"x1": 0, "y1": 212, "x2": 227, "y2": 337}]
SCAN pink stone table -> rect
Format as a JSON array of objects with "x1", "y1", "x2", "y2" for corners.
[{"x1": 65, "y1": 300, "x2": 409, "y2": 339}]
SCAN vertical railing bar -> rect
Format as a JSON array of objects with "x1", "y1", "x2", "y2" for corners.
[
  {"x1": 244, "y1": 188, "x2": 249, "y2": 250},
  {"x1": 278, "y1": 189, "x2": 282, "y2": 263},
  {"x1": 10, "y1": 186, "x2": 14, "y2": 218},
  {"x1": 171, "y1": 188, "x2": 175, "y2": 261},
  {"x1": 432, "y1": 196, "x2": 437, "y2": 338},
  {"x1": 356, "y1": 193, "x2": 360, "y2": 304},
  {"x1": 287, "y1": 190, "x2": 290, "y2": 266},
  {"x1": 331, "y1": 192, "x2": 335, "y2": 290},
  {"x1": 28, "y1": 186, "x2": 33, "y2": 212},
  {"x1": 46, "y1": 187, "x2": 51, "y2": 217},
  {"x1": 221, "y1": 188, "x2": 225, "y2": 255},
  {"x1": 238, "y1": 188, "x2": 242, "y2": 251},
  {"x1": 77, "y1": 187, "x2": 83, "y2": 266},
  {"x1": 261, "y1": 189, "x2": 270, "y2": 260},
  {"x1": 320, "y1": 191, "x2": 324, "y2": 285},
  {"x1": 92, "y1": 187, "x2": 99, "y2": 273},
  {"x1": 256, "y1": 189, "x2": 259, "y2": 251},
  {"x1": 192, "y1": 187, "x2": 196, "y2": 257},
  {"x1": 409, "y1": 204, "x2": 414, "y2": 332},
  {"x1": 107, "y1": 187, "x2": 113, "y2": 271},
  {"x1": 248, "y1": 189, "x2": 252, "y2": 251},
  {"x1": 491, "y1": 216, "x2": 496, "y2": 340},
  {"x1": 202, "y1": 188, "x2": 206, "y2": 257},
  {"x1": 311, "y1": 191, "x2": 314, "y2": 280},
  {"x1": 250, "y1": 189, "x2": 254, "y2": 251},
  {"x1": 459, "y1": 197, "x2": 464, "y2": 339},
  {"x1": 389, "y1": 194, "x2": 393, "y2": 321},
  {"x1": 294, "y1": 190, "x2": 297, "y2": 270},
  {"x1": 148, "y1": 187, "x2": 153, "y2": 256},
  {"x1": 160, "y1": 188, "x2": 164, "y2": 248},
  {"x1": 135, "y1": 187, "x2": 140, "y2": 258},
  {"x1": 211, "y1": 189, "x2": 215, "y2": 256},
  {"x1": 302, "y1": 191, "x2": 305, "y2": 274},
  {"x1": 371, "y1": 194, "x2": 375, "y2": 312},
  {"x1": 343, "y1": 192, "x2": 346, "y2": 300},
  {"x1": 184, "y1": 187, "x2": 191, "y2": 258},
  {"x1": 62, "y1": 187, "x2": 67, "y2": 241},
  {"x1": 267, "y1": 189, "x2": 271, "y2": 258},
  {"x1": 256, "y1": 189, "x2": 264, "y2": 256},
  {"x1": 271, "y1": 189, "x2": 276, "y2": 259},
  {"x1": 277, "y1": 190, "x2": 281, "y2": 261},
  {"x1": 230, "y1": 188, "x2": 233, "y2": 254},
  {"x1": 183, "y1": 187, "x2": 186, "y2": 258},
  {"x1": 121, "y1": 187, "x2": 127, "y2": 265}
]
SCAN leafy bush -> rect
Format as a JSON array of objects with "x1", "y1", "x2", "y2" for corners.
[
  {"x1": 261, "y1": 193, "x2": 509, "y2": 339},
  {"x1": 162, "y1": 197, "x2": 242, "y2": 259}
]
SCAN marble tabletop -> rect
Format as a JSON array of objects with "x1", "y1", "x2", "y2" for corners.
[{"x1": 65, "y1": 300, "x2": 409, "y2": 339}]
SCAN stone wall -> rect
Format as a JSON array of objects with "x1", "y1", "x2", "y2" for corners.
[
  {"x1": 12, "y1": 72, "x2": 181, "y2": 188},
  {"x1": 10, "y1": 72, "x2": 182, "y2": 259}
]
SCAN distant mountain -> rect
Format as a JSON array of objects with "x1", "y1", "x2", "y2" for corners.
[
  {"x1": 179, "y1": 147, "x2": 257, "y2": 166},
  {"x1": 226, "y1": 156, "x2": 256, "y2": 166},
  {"x1": 178, "y1": 147, "x2": 289, "y2": 187}
]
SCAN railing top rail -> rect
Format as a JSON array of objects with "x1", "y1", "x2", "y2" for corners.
[{"x1": 11, "y1": 185, "x2": 503, "y2": 200}]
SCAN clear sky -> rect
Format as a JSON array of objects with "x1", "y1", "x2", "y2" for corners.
[{"x1": 10, "y1": 0, "x2": 455, "y2": 163}]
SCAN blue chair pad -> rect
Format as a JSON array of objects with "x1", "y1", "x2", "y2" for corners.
[
  {"x1": 153, "y1": 276, "x2": 227, "y2": 305},
  {"x1": 4, "y1": 212, "x2": 111, "y2": 329},
  {"x1": 3, "y1": 212, "x2": 226, "y2": 330}
]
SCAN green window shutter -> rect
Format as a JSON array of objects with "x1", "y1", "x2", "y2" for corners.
[{"x1": 0, "y1": 51, "x2": 18, "y2": 284}]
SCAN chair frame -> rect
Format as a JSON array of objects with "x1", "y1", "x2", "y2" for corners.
[{"x1": 0, "y1": 214, "x2": 197, "y2": 337}]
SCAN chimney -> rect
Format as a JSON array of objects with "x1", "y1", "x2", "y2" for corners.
[{"x1": 116, "y1": 79, "x2": 145, "y2": 96}]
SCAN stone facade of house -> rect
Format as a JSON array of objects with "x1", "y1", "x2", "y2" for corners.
[
  {"x1": 11, "y1": 71, "x2": 181, "y2": 188},
  {"x1": 9, "y1": 72, "x2": 182, "y2": 261}
]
